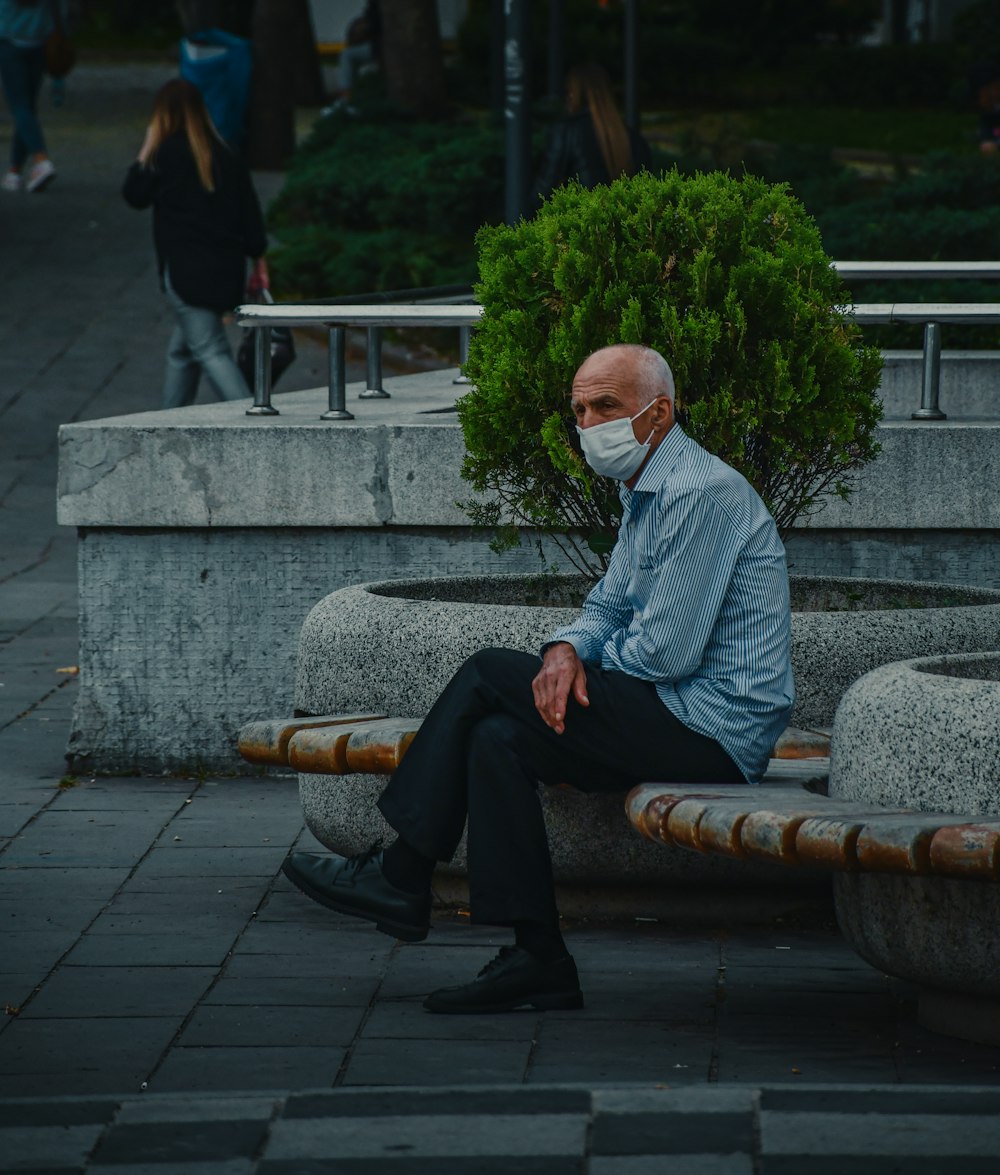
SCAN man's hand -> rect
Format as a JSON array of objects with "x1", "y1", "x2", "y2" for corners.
[
  {"x1": 247, "y1": 256, "x2": 270, "y2": 295},
  {"x1": 532, "y1": 642, "x2": 589, "y2": 734},
  {"x1": 137, "y1": 124, "x2": 156, "y2": 165}
]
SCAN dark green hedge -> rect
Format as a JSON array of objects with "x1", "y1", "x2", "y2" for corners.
[
  {"x1": 267, "y1": 109, "x2": 509, "y2": 297},
  {"x1": 270, "y1": 109, "x2": 1000, "y2": 353}
]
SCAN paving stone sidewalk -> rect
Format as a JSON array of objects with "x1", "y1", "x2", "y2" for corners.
[
  {"x1": 6, "y1": 1083, "x2": 1000, "y2": 1173},
  {"x1": 2, "y1": 60, "x2": 1000, "y2": 1171}
]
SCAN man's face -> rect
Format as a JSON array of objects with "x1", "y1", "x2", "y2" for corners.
[
  {"x1": 570, "y1": 352, "x2": 672, "y2": 446},
  {"x1": 570, "y1": 354, "x2": 645, "y2": 438}
]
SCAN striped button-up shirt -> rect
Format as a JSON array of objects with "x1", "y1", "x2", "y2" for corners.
[{"x1": 550, "y1": 425, "x2": 794, "y2": 783}]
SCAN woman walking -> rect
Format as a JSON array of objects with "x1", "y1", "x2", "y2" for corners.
[
  {"x1": 533, "y1": 62, "x2": 651, "y2": 203},
  {"x1": 0, "y1": 0, "x2": 67, "y2": 193},
  {"x1": 123, "y1": 78, "x2": 268, "y2": 409}
]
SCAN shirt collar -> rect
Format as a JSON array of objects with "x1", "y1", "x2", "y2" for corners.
[{"x1": 629, "y1": 423, "x2": 690, "y2": 495}]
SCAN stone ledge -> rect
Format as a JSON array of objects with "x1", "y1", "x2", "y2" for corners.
[{"x1": 56, "y1": 367, "x2": 1000, "y2": 531}]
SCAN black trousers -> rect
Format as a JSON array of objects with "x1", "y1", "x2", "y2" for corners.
[{"x1": 377, "y1": 648, "x2": 742, "y2": 927}]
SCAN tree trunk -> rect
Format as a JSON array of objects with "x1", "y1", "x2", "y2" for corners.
[
  {"x1": 246, "y1": 0, "x2": 296, "y2": 169},
  {"x1": 380, "y1": 0, "x2": 449, "y2": 119},
  {"x1": 288, "y1": 0, "x2": 326, "y2": 107},
  {"x1": 176, "y1": 0, "x2": 252, "y2": 38}
]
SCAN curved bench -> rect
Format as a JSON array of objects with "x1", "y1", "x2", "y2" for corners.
[
  {"x1": 239, "y1": 713, "x2": 836, "y2": 911},
  {"x1": 239, "y1": 714, "x2": 832, "y2": 773},
  {"x1": 240, "y1": 714, "x2": 999, "y2": 883},
  {"x1": 625, "y1": 783, "x2": 1000, "y2": 882},
  {"x1": 240, "y1": 710, "x2": 1000, "y2": 1044}
]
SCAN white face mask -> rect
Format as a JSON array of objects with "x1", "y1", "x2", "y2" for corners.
[{"x1": 577, "y1": 399, "x2": 656, "y2": 481}]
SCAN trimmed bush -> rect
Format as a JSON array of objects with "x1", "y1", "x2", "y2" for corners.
[{"x1": 459, "y1": 169, "x2": 883, "y2": 576}]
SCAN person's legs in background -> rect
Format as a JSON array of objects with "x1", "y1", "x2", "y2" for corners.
[
  {"x1": 0, "y1": 40, "x2": 54, "y2": 192},
  {"x1": 163, "y1": 273, "x2": 250, "y2": 406},
  {"x1": 162, "y1": 323, "x2": 201, "y2": 409}
]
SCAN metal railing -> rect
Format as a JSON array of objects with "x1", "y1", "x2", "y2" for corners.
[
  {"x1": 835, "y1": 263, "x2": 1000, "y2": 419},
  {"x1": 833, "y1": 261, "x2": 1000, "y2": 281},
  {"x1": 237, "y1": 283, "x2": 476, "y2": 419},
  {"x1": 850, "y1": 303, "x2": 1000, "y2": 420},
  {"x1": 236, "y1": 264, "x2": 1000, "y2": 421}
]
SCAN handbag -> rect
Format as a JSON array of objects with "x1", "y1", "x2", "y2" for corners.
[
  {"x1": 237, "y1": 287, "x2": 296, "y2": 390},
  {"x1": 44, "y1": 2, "x2": 75, "y2": 79}
]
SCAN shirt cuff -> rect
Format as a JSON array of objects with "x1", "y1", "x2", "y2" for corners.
[{"x1": 543, "y1": 631, "x2": 599, "y2": 664}]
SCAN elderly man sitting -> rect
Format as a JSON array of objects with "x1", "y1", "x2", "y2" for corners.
[{"x1": 282, "y1": 344, "x2": 794, "y2": 1013}]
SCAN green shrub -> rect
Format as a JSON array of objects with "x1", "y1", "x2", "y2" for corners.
[{"x1": 459, "y1": 169, "x2": 883, "y2": 577}]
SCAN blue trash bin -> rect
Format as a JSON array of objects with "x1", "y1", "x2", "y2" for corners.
[{"x1": 180, "y1": 28, "x2": 253, "y2": 149}]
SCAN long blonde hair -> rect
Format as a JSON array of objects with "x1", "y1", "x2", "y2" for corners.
[
  {"x1": 566, "y1": 63, "x2": 634, "y2": 179},
  {"x1": 147, "y1": 78, "x2": 222, "y2": 192}
]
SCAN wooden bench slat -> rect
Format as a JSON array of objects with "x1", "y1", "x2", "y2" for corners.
[
  {"x1": 238, "y1": 713, "x2": 387, "y2": 766},
  {"x1": 661, "y1": 790, "x2": 811, "y2": 857},
  {"x1": 739, "y1": 804, "x2": 853, "y2": 863},
  {"x1": 793, "y1": 811, "x2": 909, "y2": 871},
  {"x1": 854, "y1": 814, "x2": 992, "y2": 875},
  {"x1": 771, "y1": 726, "x2": 831, "y2": 760},
  {"x1": 928, "y1": 825, "x2": 1000, "y2": 880},
  {"x1": 345, "y1": 719, "x2": 423, "y2": 774},
  {"x1": 287, "y1": 717, "x2": 423, "y2": 775}
]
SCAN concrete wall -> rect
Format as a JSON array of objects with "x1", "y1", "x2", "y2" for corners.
[{"x1": 57, "y1": 364, "x2": 1000, "y2": 773}]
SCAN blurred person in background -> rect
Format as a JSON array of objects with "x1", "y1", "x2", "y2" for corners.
[
  {"x1": 972, "y1": 61, "x2": 1000, "y2": 153},
  {"x1": 324, "y1": 0, "x2": 380, "y2": 116},
  {"x1": 0, "y1": 0, "x2": 69, "y2": 192},
  {"x1": 123, "y1": 78, "x2": 268, "y2": 410},
  {"x1": 533, "y1": 62, "x2": 651, "y2": 203}
]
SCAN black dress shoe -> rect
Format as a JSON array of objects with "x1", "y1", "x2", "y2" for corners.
[
  {"x1": 423, "y1": 946, "x2": 583, "y2": 1014},
  {"x1": 281, "y1": 846, "x2": 430, "y2": 942}
]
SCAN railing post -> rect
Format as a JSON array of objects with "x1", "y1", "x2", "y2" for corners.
[
  {"x1": 358, "y1": 325, "x2": 390, "y2": 399},
  {"x1": 912, "y1": 321, "x2": 947, "y2": 421},
  {"x1": 453, "y1": 324, "x2": 472, "y2": 385},
  {"x1": 623, "y1": 0, "x2": 639, "y2": 132},
  {"x1": 321, "y1": 326, "x2": 353, "y2": 421},
  {"x1": 246, "y1": 327, "x2": 279, "y2": 416}
]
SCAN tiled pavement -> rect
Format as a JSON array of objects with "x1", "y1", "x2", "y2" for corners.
[
  {"x1": 3, "y1": 60, "x2": 1000, "y2": 1171},
  {"x1": 6, "y1": 1084, "x2": 1000, "y2": 1173}
]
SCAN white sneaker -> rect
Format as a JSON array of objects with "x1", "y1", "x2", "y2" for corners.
[
  {"x1": 26, "y1": 158, "x2": 55, "y2": 193},
  {"x1": 1, "y1": 170, "x2": 22, "y2": 192}
]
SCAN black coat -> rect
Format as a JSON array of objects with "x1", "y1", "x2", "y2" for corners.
[
  {"x1": 122, "y1": 133, "x2": 267, "y2": 313},
  {"x1": 533, "y1": 110, "x2": 652, "y2": 203}
]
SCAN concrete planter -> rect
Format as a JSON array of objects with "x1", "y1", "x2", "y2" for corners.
[
  {"x1": 293, "y1": 574, "x2": 1000, "y2": 918},
  {"x1": 830, "y1": 652, "x2": 1000, "y2": 1044}
]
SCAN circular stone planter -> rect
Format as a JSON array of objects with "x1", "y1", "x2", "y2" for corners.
[
  {"x1": 292, "y1": 574, "x2": 1000, "y2": 919},
  {"x1": 830, "y1": 653, "x2": 1000, "y2": 1045}
]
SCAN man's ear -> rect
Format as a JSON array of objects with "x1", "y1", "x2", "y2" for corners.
[{"x1": 653, "y1": 396, "x2": 675, "y2": 431}]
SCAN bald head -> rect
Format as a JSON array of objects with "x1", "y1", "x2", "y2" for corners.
[
  {"x1": 570, "y1": 345, "x2": 677, "y2": 485},
  {"x1": 575, "y1": 345, "x2": 675, "y2": 409}
]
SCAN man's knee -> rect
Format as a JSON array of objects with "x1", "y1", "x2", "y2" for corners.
[
  {"x1": 187, "y1": 330, "x2": 230, "y2": 363},
  {"x1": 466, "y1": 712, "x2": 542, "y2": 787},
  {"x1": 461, "y1": 646, "x2": 538, "y2": 686},
  {"x1": 468, "y1": 711, "x2": 520, "y2": 754}
]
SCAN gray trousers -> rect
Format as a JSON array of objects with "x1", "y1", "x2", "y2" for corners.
[{"x1": 162, "y1": 273, "x2": 250, "y2": 409}]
